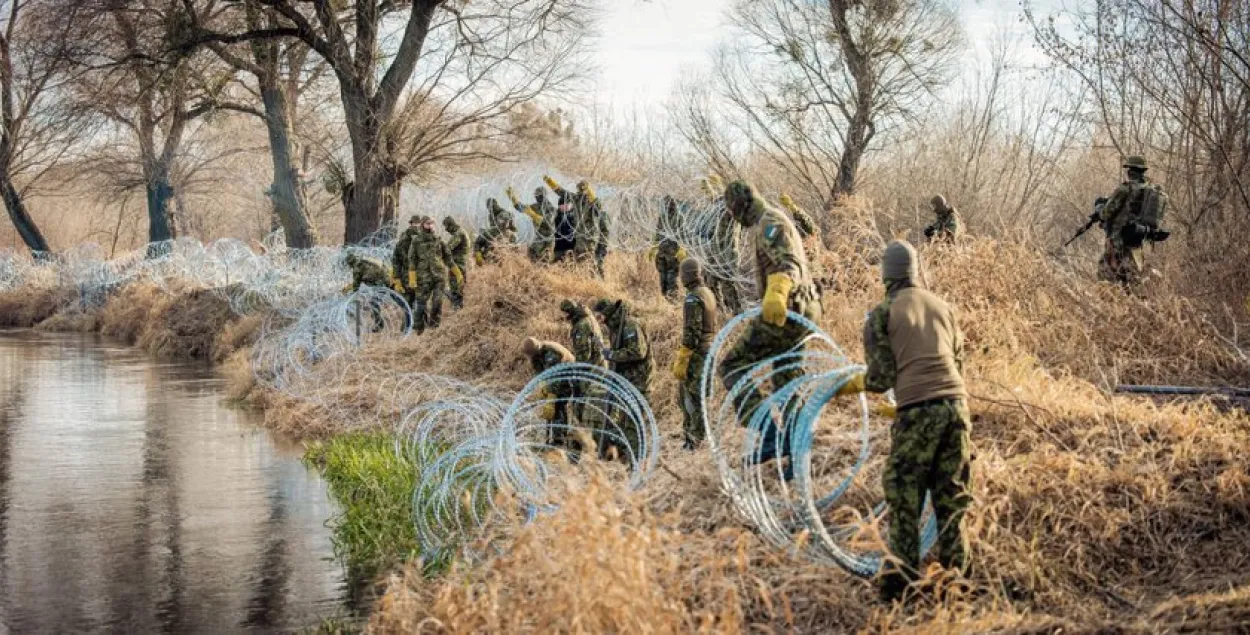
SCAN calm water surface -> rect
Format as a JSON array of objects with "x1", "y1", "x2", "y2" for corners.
[{"x1": 0, "y1": 330, "x2": 351, "y2": 633}]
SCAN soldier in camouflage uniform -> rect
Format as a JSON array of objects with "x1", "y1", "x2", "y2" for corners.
[
  {"x1": 473, "y1": 198, "x2": 518, "y2": 266},
  {"x1": 391, "y1": 216, "x2": 422, "y2": 305},
  {"x1": 405, "y1": 215, "x2": 459, "y2": 335},
  {"x1": 592, "y1": 298, "x2": 651, "y2": 462},
  {"x1": 442, "y1": 216, "x2": 471, "y2": 309},
  {"x1": 924, "y1": 195, "x2": 961, "y2": 243},
  {"x1": 672, "y1": 258, "x2": 717, "y2": 450},
  {"x1": 342, "y1": 252, "x2": 390, "y2": 331},
  {"x1": 521, "y1": 337, "x2": 581, "y2": 458},
  {"x1": 508, "y1": 185, "x2": 557, "y2": 263},
  {"x1": 544, "y1": 176, "x2": 604, "y2": 272},
  {"x1": 1098, "y1": 155, "x2": 1170, "y2": 286},
  {"x1": 837, "y1": 240, "x2": 970, "y2": 602},
  {"x1": 561, "y1": 299, "x2": 608, "y2": 368},
  {"x1": 778, "y1": 193, "x2": 819, "y2": 240},
  {"x1": 703, "y1": 176, "x2": 743, "y2": 315},
  {"x1": 717, "y1": 180, "x2": 822, "y2": 475},
  {"x1": 649, "y1": 196, "x2": 688, "y2": 301}
]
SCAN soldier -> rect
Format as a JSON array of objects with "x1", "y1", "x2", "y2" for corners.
[
  {"x1": 520, "y1": 336, "x2": 581, "y2": 459},
  {"x1": 405, "y1": 215, "x2": 459, "y2": 335},
  {"x1": 560, "y1": 299, "x2": 608, "y2": 368},
  {"x1": 649, "y1": 196, "x2": 688, "y2": 301},
  {"x1": 778, "y1": 193, "x2": 819, "y2": 240},
  {"x1": 391, "y1": 216, "x2": 422, "y2": 306},
  {"x1": 592, "y1": 298, "x2": 652, "y2": 461},
  {"x1": 596, "y1": 202, "x2": 611, "y2": 277},
  {"x1": 508, "y1": 185, "x2": 557, "y2": 263},
  {"x1": 1098, "y1": 155, "x2": 1170, "y2": 286},
  {"x1": 672, "y1": 258, "x2": 717, "y2": 450},
  {"x1": 544, "y1": 175, "x2": 604, "y2": 271},
  {"x1": 342, "y1": 252, "x2": 390, "y2": 332},
  {"x1": 473, "y1": 198, "x2": 518, "y2": 266},
  {"x1": 703, "y1": 175, "x2": 743, "y2": 316},
  {"x1": 552, "y1": 186, "x2": 578, "y2": 262},
  {"x1": 835, "y1": 240, "x2": 970, "y2": 602},
  {"x1": 923, "y1": 195, "x2": 961, "y2": 243},
  {"x1": 717, "y1": 180, "x2": 822, "y2": 477},
  {"x1": 442, "y1": 216, "x2": 471, "y2": 309}
]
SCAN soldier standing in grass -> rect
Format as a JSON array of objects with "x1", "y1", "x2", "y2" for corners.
[
  {"x1": 521, "y1": 336, "x2": 580, "y2": 458},
  {"x1": 649, "y1": 196, "x2": 688, "y2": 301},
  {"x1": 544, "y1": 176, "x2": 605, "y2": 273},
  {"x1": 561, "y1": 299, "x2": 608, "y2": 369},
  {"x1": 473, "y1": 198, "x2": 518, "y2": 266},
  {"x1": 671, "y1": 258, "x2": 717, "y2": 450},
  {"x1": 592, "y1": 298, "x2": 651, "y2": 461},
  {"x1": 836, "y1": 239, "x2": 971, "y2": 603},
  {"x1": 405, "y1": 215, "x2": 459, "y2": 335},
  {"x1": 1098, "y1": 155, "x2": 1170, "y2": 286},
  {"x1": 391, "y1": 216, "x2": 422, "y2": 305},
  {"x1": 442, "y1": 216, "x2": 470, "y2": 309},
  {"x1": 717, "y1": 180, "x2": 821, "y2": 478},
  {"x1": 924, "y1": 195, "x2": 961, "y2": 243},
  {"x1": 508, "y1": 185, "x2": 557, "y2": 264}
]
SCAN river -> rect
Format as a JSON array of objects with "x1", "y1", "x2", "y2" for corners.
[{"x1": 0, "y1": 330, "x2": 353, "y2": 633}]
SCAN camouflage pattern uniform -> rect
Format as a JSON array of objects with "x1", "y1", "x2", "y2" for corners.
[
  {"x1": 718, "y1": 182, "x2": 821, "y2": 465},
  {"x1": 473, "y1": 199, "x2": 518, "y2": 264},
  {"x1": 1098, "y1": 157, "x2": 1169, "y2": 286},
  {"x1": 924, "y1": 196, "x2": 961, "y2": 243},
  {"x1": 545, "y1": 177, "x2": 603, "y2": 269},
  {"x1": 552, "y1": 188, "x2": 577, "y2": 262},
  {"x1": 511, "y1": 187, "x2": 557, "y2": 263},
  {"x1": 562, "y1": 299, "x2": 608, "y2": 369},
  {"x1": 677, "y1": 260, "x2": 717, "y2": 449},
  {"x1": 595, "y1": 204, "x2": 610, "y2": 277},
  {"x1": 653, "y1": 197, "x2": 684, "y2": 301},
  {"x1": 594, "y1": 298, "x2": 651, "y2": 461},
  {"x1": 392, "y1": 222, "x2": 422, "y2": 303},
  {"x1": 443, "y1": 217, "x2": 471, "y2": 309},
  {"x1": 862, "y1": 240, "x2": 970, "y2": 601},
  {"x1": 525, "y1": 339, "x2": 579, "y2": 454},
  {"x1": 344, "y1": 253, "x2": 389, "y2": 332},
  {"x1": 406, "y1": 219, "x2": 455, "y2": 334}
]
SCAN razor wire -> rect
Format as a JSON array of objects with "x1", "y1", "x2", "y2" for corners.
[{"x1": 701, "y1": 307, "x2": 936, "y2": 579}]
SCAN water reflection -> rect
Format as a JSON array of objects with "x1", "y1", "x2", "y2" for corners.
[{"x1": 0, "y1": 330, "x2": 352, "y2": 633}]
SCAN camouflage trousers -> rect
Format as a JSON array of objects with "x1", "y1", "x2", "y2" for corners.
[
  {"x1": 595, "y1": 243, "x2": 608, "y2": 277},
  {"x1": 678, "y1": 352, "x2": 708, "y2": 448},
  {"x1": 411, "y1": 278, "x2": 445, "y2": 334},
  {"x1": 447, "y1": 266, "x2": 465, "y2": 309},
  {"x1": 580, "y1": 384, "x2": 641, "y2": 468},
  {"x1": 709, "y1": 274, "x2": 742, "y2": 315},
  {"x1": 655, "y1": 252, "x2": 681, "y2": 301},
  {"x1": 528, "y1": 239, "x2": 554, "y2": 264},
  {"x1": 1097, "y1": 239, "x2": 1144, "y2": 286},
  {"x1": 718, "y1": 315, "x2": 817, "y2": 462},
  {"x1": 880, "y1": 399, "x2": 972, "y2": 600}
]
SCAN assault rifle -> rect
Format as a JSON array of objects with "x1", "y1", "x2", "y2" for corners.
[{"x1": 1062, "y1": 197, "x2": 1109, "y2": 248}]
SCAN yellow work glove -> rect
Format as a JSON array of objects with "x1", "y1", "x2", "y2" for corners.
[
  {"x1": 707, "y1": 174, "x2": 723, "y2": 191},
  {"x1": 836, "y1": 372, "x2": 866, "y2": 397},
  {"x1": 451, "y1": 265, "x2": 464, "y2": 286},
  {"x1": 535, "y1": 387, "x2": 557, "y2": 421},
  {"x1": 761, "y1": 273, "x2": 794, "y2": 327},
  {"x1": 671, "y1": 346, "x2": 693, "y2": 381},
  {"x1": 522, "y1": 206, "x2": 543, "y2": 224},
  {"x1": 675, "y1": 246, "x2": 688, "y2": 262},
  {"x1": 389, "y1": 274, "x2": 404, "y2": 293},
  {"x1": 407, "y1": 270, "x2": 418, "y2": 289},
  {"x1": 341, "y1": 283, "x2": 354, "y2": 294},
  {"x1": 474, "y1": 252, "x2": 485, "y2": 267},
  {"x1": 873, "y1": 402, "x2": 897, "y2": 418},
  {"x1": 543, "y1": 175, "x2": 560, "y2": 191},
  {"x1": 646, "y1": 246, "x2": 658, "y2": 261}
]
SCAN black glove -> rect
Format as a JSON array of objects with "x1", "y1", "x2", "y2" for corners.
[{"x1": 923, "y1": 226, "x2": 935, "y2": 238}]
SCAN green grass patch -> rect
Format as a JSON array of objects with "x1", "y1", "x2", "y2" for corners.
[{"x1": 304, "y1": 433, "x2": 419, "y2": 579}]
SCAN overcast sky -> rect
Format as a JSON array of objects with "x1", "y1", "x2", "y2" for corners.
[{"x1": 590, "y1": 0, "x2": 1055, "y2": 111}]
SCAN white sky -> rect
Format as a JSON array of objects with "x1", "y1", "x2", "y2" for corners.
[{"x1": 591, "y1": 0, "x2": 1057, "y2": 111}]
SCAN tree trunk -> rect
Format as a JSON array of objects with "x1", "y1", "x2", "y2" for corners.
[
  {"x1": 145, "y1": 172, "x2": 175, "y2": 252},
  {"x1": 1, "y1": 173, "x2": 50, "y2": 255},
  {"x1": 260, "y1": 80, "x2": 318, "y2": 249},
  {"x1": 343, "y1": 161, "x2": 401, "y2": 244}
]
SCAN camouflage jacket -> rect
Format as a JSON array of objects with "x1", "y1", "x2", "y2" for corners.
[
  {"x1": 570, "y1": 312, "x2": 608, "y2": 368},
  {"x1": 925, "y1": 210, "x2": 961, "y2": 241},
  {"x1": 1101, "y1": 178, "x2": 1167, "y2": 247},
  {"x1": 474, "y1": 226, "x2": 518, "y2": 260},
  {"x1": 445, "y1": 226, "x2": 471, "y2": 269},
  {"x1": 748, "y1": 201, "x2": 818, "y2": 317},
  {"x1": 530, "y1": 341, "x2": 576, "y2": 398},
  {"x1": 787, "y1": 206, "x2": 818, "y2": 239},
  {"x1": 392, "y1": 227, "x2": 421, "y2": 276},
  {"x1": 552, "y1": 186, "x2": 602, "y2": 253},
  {"x1": 606, "y1": 306, "x2": 653, "y2": 389},
  {"x1": 350, "y1": 257, "x2": 389, "y2": 290},
  {"x1": 406, "y1": 228, "x2": 454, "y2": 282},
  {"x1": 518, "y1": 197, "x2": 558, "y2": 244},
  {"x1": 682, "y1": 285, "x2": 717, "y2": 355}
]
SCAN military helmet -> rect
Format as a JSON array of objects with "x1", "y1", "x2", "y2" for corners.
[
  {"x1": 1122, "y1": 155, "x2": 1148, "y2": 170},
  {"x1": 591, "y1": 298, "x2": 616, "y2": 316},
  {"x1": 534, "y1": 187, "x2": 546, "y2": 198},
  {"x1": 679, "y1": 257, "x2": 702, "y2": 287},
  {"x1": 723, "y1": 180, "x2": 757, "y2": 222},
  {"x1": 930, "y1": 195, "x2": 947, "y2": 210},
  {"x1": 344, "y1": 252, "x2": 359, "y2": 265},
  {"x1": 520, "y1": 337, "x2": 541, "y2": 358},
  {"x1": 408, "y1": 215, "x2": 421, "y2": 225},
  {"x1": 559, "y1": 299, "x2": 579, "y2": 314},
  {"x1": 443, "y1": 216, "x2": 458, "y2": 230}
]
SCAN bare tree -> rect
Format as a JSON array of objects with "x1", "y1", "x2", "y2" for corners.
[
  {"x1": 709, "y1": 0, "x2": 961, "y2": 206},
  {"x1": 190, "y1": 0, "x2": 591, "y2": 244},
  {"x1": 0, "y1": 0, "x2": 92, "y2": 256}
]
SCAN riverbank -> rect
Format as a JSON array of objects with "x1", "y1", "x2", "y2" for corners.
[{"x1": 3, "y1": 234, "x2": 1249, "y2": 632}]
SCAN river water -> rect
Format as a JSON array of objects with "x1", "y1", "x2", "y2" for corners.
[{"x1": 0, "y1": 330, "x2": 351, "y2": 633}]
